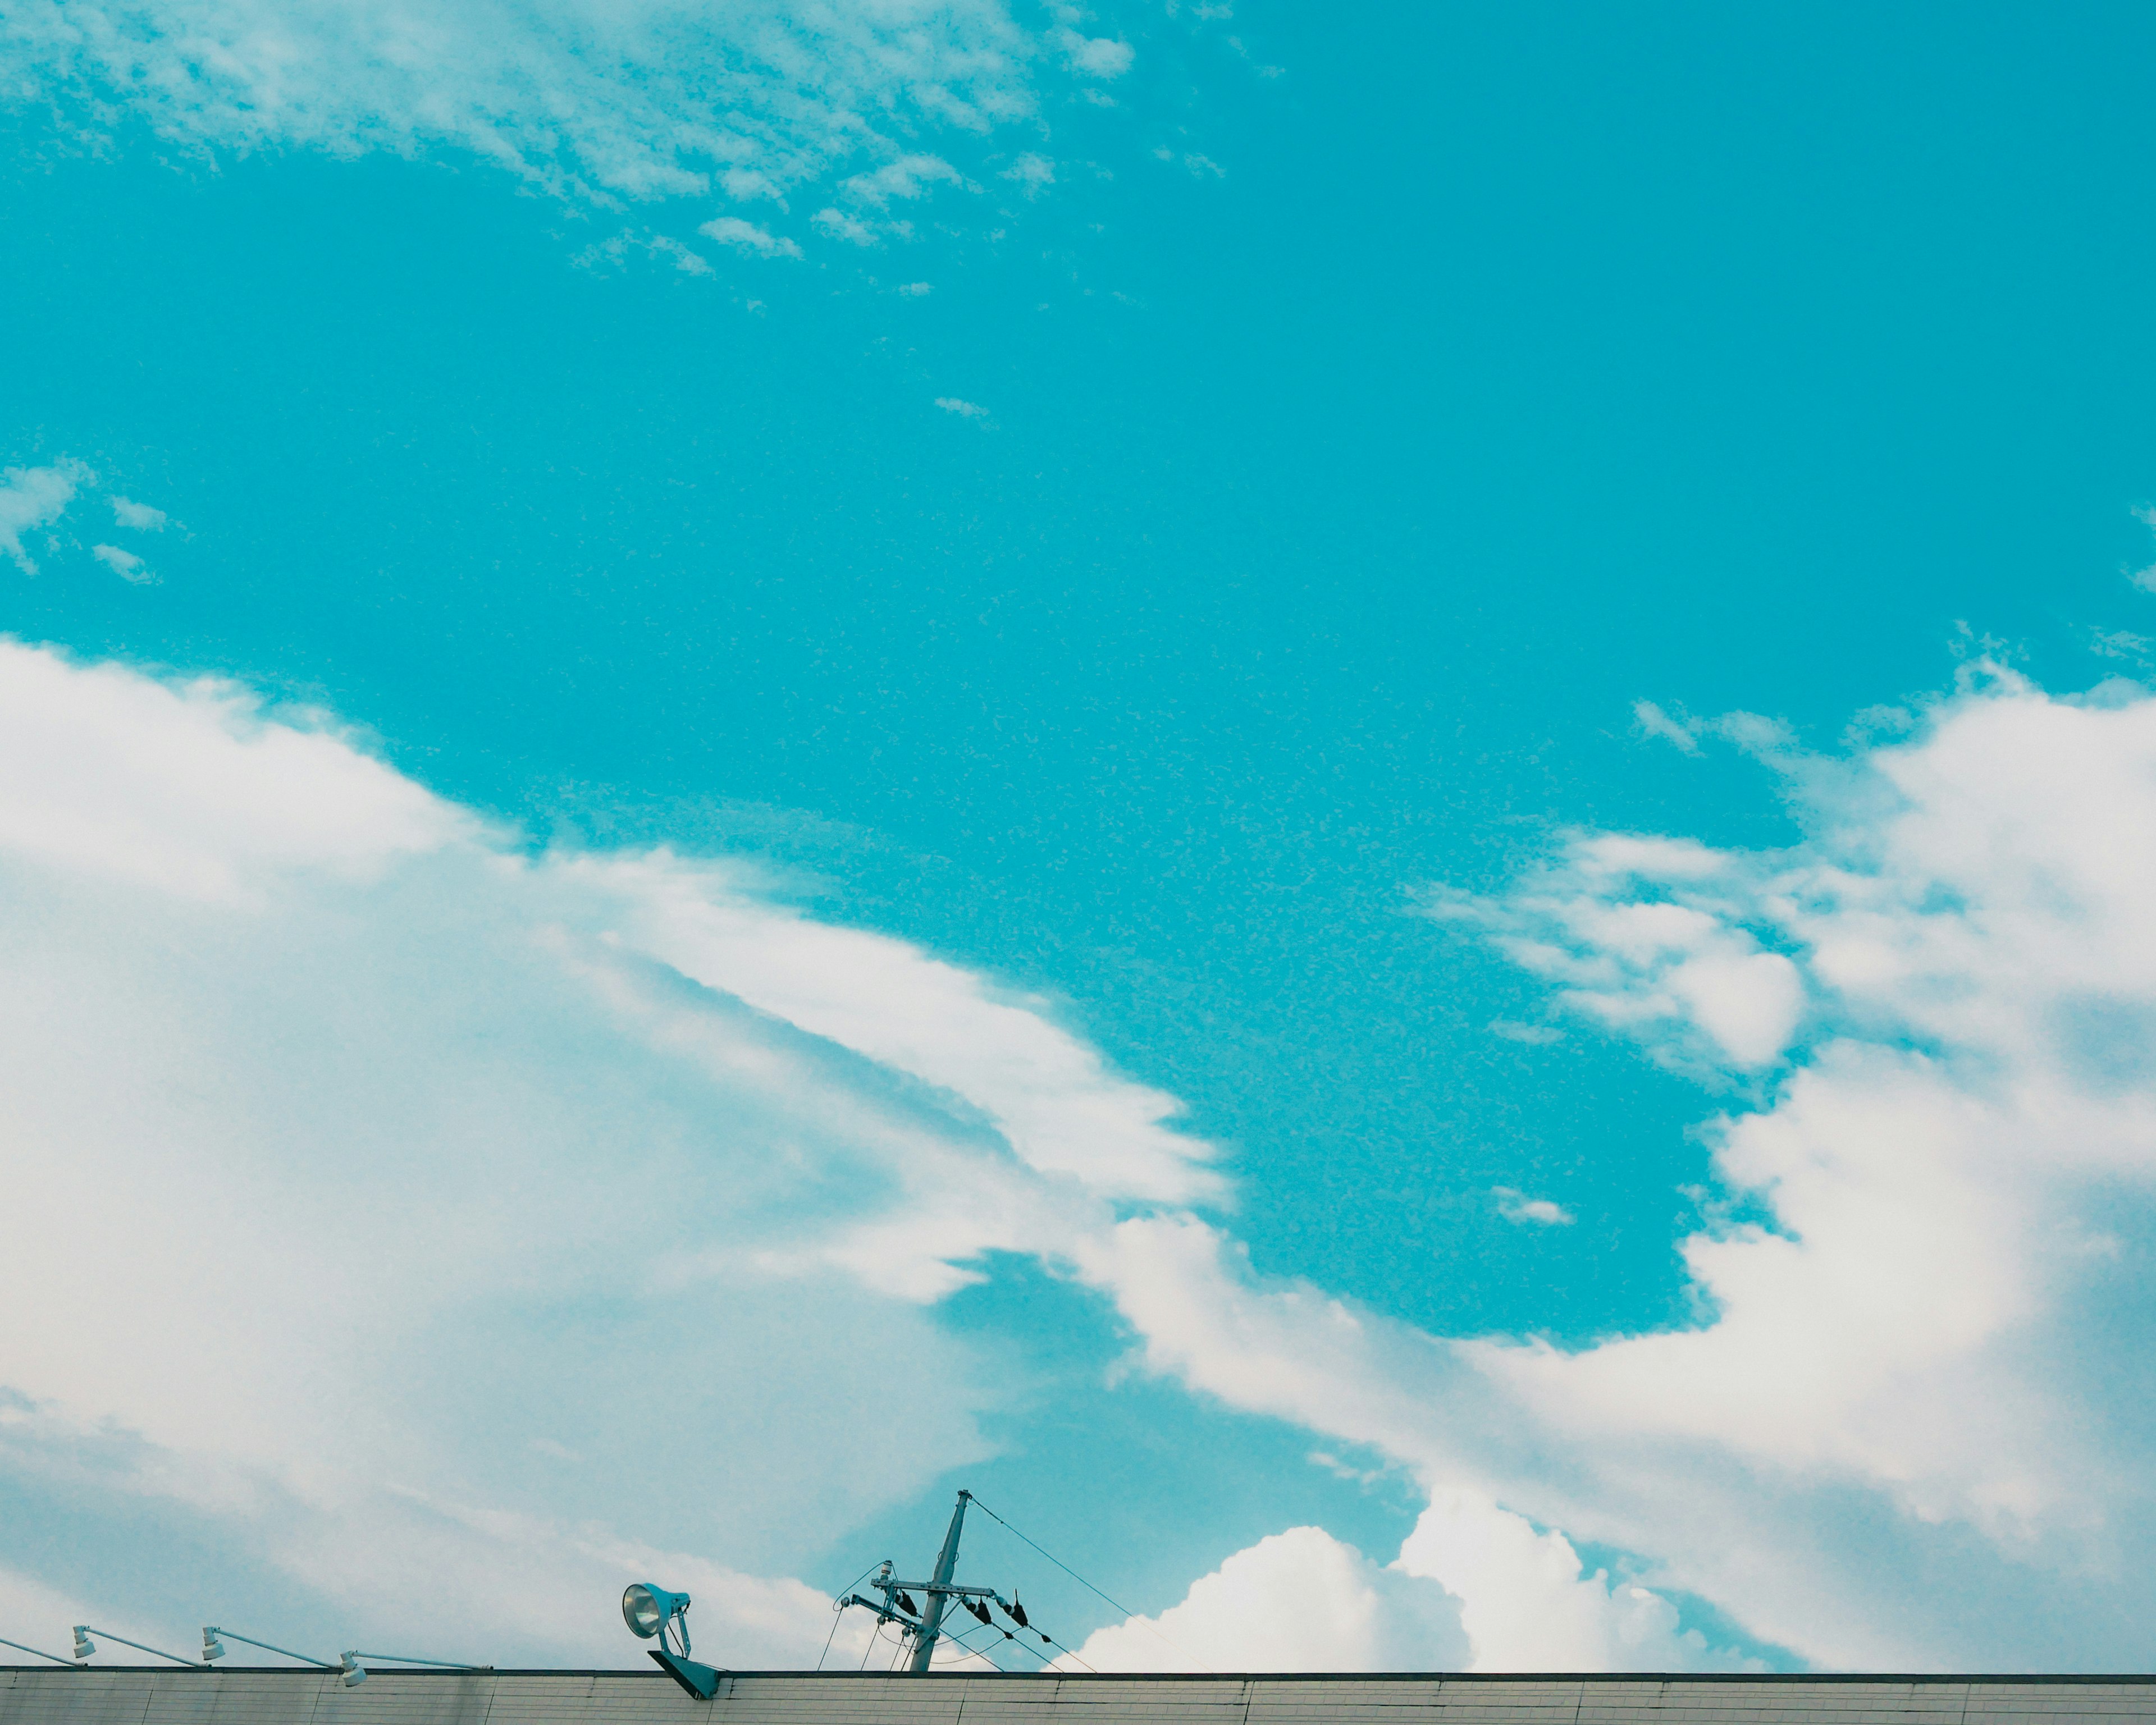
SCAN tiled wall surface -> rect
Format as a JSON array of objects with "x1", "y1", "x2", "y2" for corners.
[{"x1": 6, "y1": 1670, "x2": 2156, "y2": 1725}]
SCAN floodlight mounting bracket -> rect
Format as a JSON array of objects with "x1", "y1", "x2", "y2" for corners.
[{"x1": 650, "y1": 1649, "x2": 725, "y2": 1701}]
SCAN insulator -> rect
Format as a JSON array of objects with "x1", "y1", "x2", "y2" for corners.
[
  {"x1": 897, "y1": 1593, "x2": 919, "y2": 1616},
  {"x1": 1010, "y1": 1600, "x2": 1029, "y2": 1628}
]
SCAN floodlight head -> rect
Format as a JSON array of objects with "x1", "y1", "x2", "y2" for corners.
[
  {"x1": 71, "y1": 1628, "x2": 94, "y2": 1662},
  {"x1": 202, "y1": 1630, "x2": 226, "y2": 1662},
  {"x1": 622, "y1": 1584, "x2": 691, "y2": 1655},
  {"x1": 340, "y1": 1654, "x2": 368, "y2": 1688}
]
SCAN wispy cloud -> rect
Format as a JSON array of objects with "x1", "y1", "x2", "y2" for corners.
[
  {"x1": 811, "y1": 207, "x2": 880, "y2": 246},
  {"x1": 90, "y1": 543, "x2": 154, "y2": 583},
  {"x1": 1, "y1": 0, "x2": 1109, "y2": 227},
  {"x1": 0, "y1": 458, "x2": 92, "y2": 573},
  {"x1": 109, "y1": 495, "x2": 167, "y2": 532},
  {"x1": 1492, "y1": 1187, "x2": 1574, "y2": 1226},
  {"x1": 699, "y1": 216, "x2": 802, "y2": 259},
  {"x1": 1050, "y1": 25, "x2": 1134, "y2": 79},
  {"x1": 1002, "y1": 152, "x2": 1056, "y2": 195},
  {"x1": 841, "y1": 153, "x2": 967, "y2": 208},
  {"x1": 935, "y1": 396, "x2": 990, "y2": 420},
  {"x1": 1632, "y1": 698, "x2": 1701, "y2": 754}
]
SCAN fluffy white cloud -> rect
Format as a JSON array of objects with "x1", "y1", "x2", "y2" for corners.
[
  {"x1": 108, "y1": 494, "x2": 167, "y2": 532},
  {"x1": 0, "y1": 458, "x2": 92, "y2": 573},
  {"x1": 2, "y1": 0, "x2": 1099, "y2": 213},
  {"x1": 1083, "y1": 664, "x2": 2156, "y2": 1670},
  {"x1": 26, "y1": 632, "x2": 2156, "y2": 1674},
  {"x1": 1068, "y1": 1527, "x2": 1467, "y2": 1673},
  {"x1": 0, "y1": 637, "x2": 1208, "y2": 1664}
]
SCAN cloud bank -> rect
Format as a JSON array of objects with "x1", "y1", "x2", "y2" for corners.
[
  {"x1": 2, "y1": 0, "x2": 1134, "y2": 227},
  {"x1": 1102, "y1": 662, "x2": 2156, "y2": 1669},
  {"x1": 0, "y1": 636, "x2": 1212, "y2": 1664},
  {"x1": 16, "y1": 637, "x2": 2156, "y2": 1672}
]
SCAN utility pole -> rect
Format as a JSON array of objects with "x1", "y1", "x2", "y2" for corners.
[{"x1": 907, "y1": 1490, "x2": 971, "y2": 1673}]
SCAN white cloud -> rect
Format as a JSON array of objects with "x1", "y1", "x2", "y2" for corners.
[
  {"x1": 0, "y1": 636, "x2": 1212, "y2": 1662},
  {"x1": 109, "y1": 495, "x2": 167, "y2": 532},
  {"x1": 1066, "y1": 1526, "x2": 1467, "y2": 1672},
  {"x1": 1395, "y1": 1490, "x2": 1750, "y2": 1672},
  {"x1": 0, "y1": 458, "x2": 92, "y2": 573},
  {"x1": 935, "y1": 396, "x2": 990, "y2": 419},
  {"x1": 1424, "y1": 835, "x2": 1805, "y2": 1072},
  {"x1": 1086, "y1": 665, "x2": 2156, "y2": 1669},
  {"x1": 91, "y1": 543, "x2": 154, "y2": 583},
  {"x1": 2, "y1": 0, "x2": 1045, "y2": 211},
  {"x1": 1633, "y1": 698, "x2": 1701, "y2": 754},
  {"x1": 811, "y1": 207, "x2": 880, "y2": 246},
  {"x1": 2130, "y1": 505, "x2": 2156, "y2": 593},
  {"x1": 1488, "y1": 1019, "x2": 1564, "y2": 1045},
  {"x1": 841, "y1": 153, "x2": 966, "y2": 208},
  {"x1": 1492, "y1": 1188, "x2": 1573, "y2": 1227},
  {"x1": 1050, "y1": 26, "x2": 1133, "y2": 79},
  {"x1": 698, "y1": 216, "x2": 801, "y2": 258},
  {"x1": 29, "y1": 631, "x2": 2156, "y2": 1672},
  {"x1": 896, "y1": 281, "x2": 932, "y2": 296},
  {"x1": 1002, "y1": 152, "x2": 1054, "y2": 193}
]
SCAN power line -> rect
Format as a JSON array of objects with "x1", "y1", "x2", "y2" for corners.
[
  {"x1": 965, "y1": 1494, "x2": 1205, "y2": 1672},
  {"x1": 819, "y1": 1563, "x2": 883, "y2": 1673}
]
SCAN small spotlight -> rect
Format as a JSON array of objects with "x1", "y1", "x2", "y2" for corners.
[
  {"x1": 71, "y1": 1628, "x2": 94, "y2": 1662},
  {"x1": 339, "y1": 1654, "x2": 368, "y2": 1689},
  {"x1": 622, "y1": 1584, "x2": 691, "y2": 1653},
  {"x1": 202, "y1": 1630, "x2": 227, "y2": 1663}
]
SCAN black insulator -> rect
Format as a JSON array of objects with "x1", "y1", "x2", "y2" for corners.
[
  {"x1": 897, "y1": 1592, "x2": 919, "y2": 1616},
  {"x1": 1003, "y1": 1631, "x2": 1013, "y2": 1641},
  {"x1": 1010, "y1": 1599, "x2": 1029, "y2": 1627},
  {"x1": 970, "y1": 1600, "x2": 991, "y2": 1623},
  {"x1": 1039, "y1": 1632, "x2": 1050, "y2": 1644}
]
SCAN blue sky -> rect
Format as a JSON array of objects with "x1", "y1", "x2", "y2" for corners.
[{"x1": 11, "y1": 0, "x2": 2156, "y2": 1677}]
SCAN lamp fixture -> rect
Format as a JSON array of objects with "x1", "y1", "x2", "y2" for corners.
[
  {"x1": 621, "y1": 1583, "x2": 721, "y2": 1701},
  {"x1": 71, "y1": 1625, "x2": 200, "y2": 1668}
]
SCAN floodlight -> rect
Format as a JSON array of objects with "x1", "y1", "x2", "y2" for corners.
[
  {"x1": 202, "y1": 1631, "x2": 227, "y2": 1662},
  {"x1": 622, "y1": 1584, "x2": 691, "y2": 1653},
  {"x1": 340, "y1": 1655, "x2": 368, "y2": 1689},
  {"x1": 71, "y1": 1628, "x2": 94, "y2": 1662}
]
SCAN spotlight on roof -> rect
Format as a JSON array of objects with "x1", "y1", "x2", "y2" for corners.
[
  {"x1": 339, "y1": 1655, "x2": 368, "y2": 1689},
  {"x1": 202, "y1": 1631, "x2": 227, "y2": 1663},
  {"x1": 72, "y1": 1624, "x2": 206, "y2": 1667},
  {"x1": 621, "y1": 1585, "x2": 689, "y2": 1650},
  {"x1": 620, "y1": 1584, "x2": 721, "y2": 1703}
]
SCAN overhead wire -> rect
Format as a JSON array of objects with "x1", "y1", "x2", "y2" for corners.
[
  {"x1": 818, "y1": 1562, "x2": 885, "y2": 1673},
  {"x1": 966, "y1": 1493, "x2": 1207, "y2": 1672}
]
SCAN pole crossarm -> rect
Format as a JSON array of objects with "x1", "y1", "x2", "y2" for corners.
[{"x1": 842, "y1": 1595, "x2": 924, "y2": 1627}]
